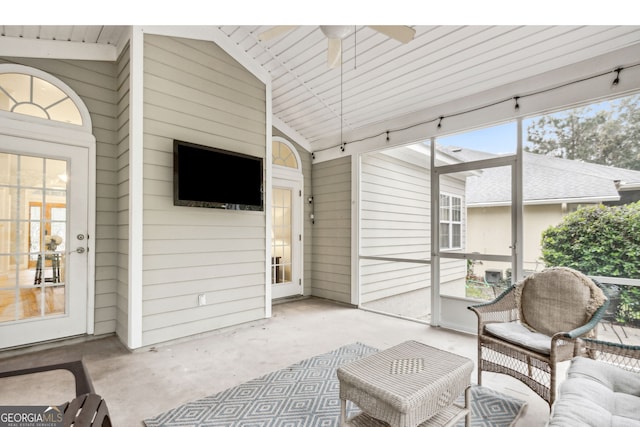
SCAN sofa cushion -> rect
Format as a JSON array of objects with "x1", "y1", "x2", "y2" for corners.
[
  {"x1": 515, "y1": 267, "x2": 606, "y2": 337},
  {"x1": 548, "y1": 357, "x2": 640, "y2": 427},
  {"x1": 568, "y1": 357, "x2": 640, "y2": 401},
  {"x1": 485, "y1": 321, "x2": 552, "y2": 355}
]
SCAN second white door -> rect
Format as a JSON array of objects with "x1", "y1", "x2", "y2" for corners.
[{"x1": 271, "y1": 179, "x2": 302, "y2": 299}]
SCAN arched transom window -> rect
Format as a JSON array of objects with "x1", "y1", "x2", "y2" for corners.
[
  {"x1": 272, "y1": 139, "x2": 299, "y2": 169},
  {"x1": 0, "y1": 73, "x2": 83, "y2": 125}
]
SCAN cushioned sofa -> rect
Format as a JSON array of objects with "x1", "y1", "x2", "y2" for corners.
[{"x1": 547, "y1": 338, "x2": 640, "y2": 427}]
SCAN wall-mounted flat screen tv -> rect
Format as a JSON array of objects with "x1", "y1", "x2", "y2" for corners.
[{"x1": 173, "y1": 140, "x2": 264, "y2": 211}]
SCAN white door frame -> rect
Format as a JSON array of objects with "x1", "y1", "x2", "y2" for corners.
[
  {"x1": 0, "y1": 135, "x2": 92, "y2": 347},
  {"x1": 0, "y1": 65, "x2": 96, "y2": 347},
  {"x1": 430, "y1": 122, "x2": 524, "y2": 332},
  {"x1": 271, "y1": 177, "x2": 303, "y2": 299},
  {"x1": 271, "y1": 137, "x2": 304, "y2": 300}
]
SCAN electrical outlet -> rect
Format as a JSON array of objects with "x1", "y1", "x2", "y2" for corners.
[{"x1": 198, "y1": 294, "x2": 206, "y2": 306}]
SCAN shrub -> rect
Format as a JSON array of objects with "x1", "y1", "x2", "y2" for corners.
[
  {"x1": 541, "y1": 202, "x2": 640, "y2": 324},
  {"x1": 541, "y1": 202, "x2": 640, "y2": 278}
]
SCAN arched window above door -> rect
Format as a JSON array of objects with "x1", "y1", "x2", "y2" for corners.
[
  {"x1": 0, "y1": 65, "x2": 89, "y2": 129},
  {"x1": 272, "y1": 138, "x2": 300, "y2": 170}
]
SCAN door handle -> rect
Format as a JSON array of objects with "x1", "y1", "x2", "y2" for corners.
[{"x1": 76, "y1": 247, "x2": 86, "y2": 254}]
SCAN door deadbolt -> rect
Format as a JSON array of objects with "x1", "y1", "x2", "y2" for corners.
[{"x1": 77, "y1": 234, "x2": 85, "y2": 240}]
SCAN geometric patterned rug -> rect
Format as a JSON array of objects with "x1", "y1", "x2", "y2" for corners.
[{"x1": 144, "y1": 342, "x2": 527, "y2": 427}]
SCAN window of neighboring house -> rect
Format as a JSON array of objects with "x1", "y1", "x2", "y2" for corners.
[{"x1": 440, "y1": 193, "x2": 462, "y2": 249}]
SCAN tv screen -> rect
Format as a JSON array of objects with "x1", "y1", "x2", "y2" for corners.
[{"x1": 173, "y1": 140, "x2": 264, "y2": 211}]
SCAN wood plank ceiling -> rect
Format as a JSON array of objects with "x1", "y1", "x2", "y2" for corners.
[
  {"x1": 0, "y1": 25, "x2": 126, "y2": 45},
  {"x1": 219, "y1": 25, "x2": 640, "y2": 151},
  {"x1": 2, "y1": 25, "x2": 640, "y2": 152}
]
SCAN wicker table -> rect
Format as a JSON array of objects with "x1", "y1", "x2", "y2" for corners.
[{"x1": 337, "y1": 340, "x2": 473, "y2": 427}]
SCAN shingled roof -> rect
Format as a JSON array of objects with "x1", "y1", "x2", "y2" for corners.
[{"x1": 442, "y1": 147, "x2": 640, "y2": 206}]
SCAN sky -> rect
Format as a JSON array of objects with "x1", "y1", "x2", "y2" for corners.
[
  {"x1": 437, "y1": 122, "x2": 519, "y2": 155},
  {"x1": 435, "y1": 97, "x2": 622, "y2": 155}
]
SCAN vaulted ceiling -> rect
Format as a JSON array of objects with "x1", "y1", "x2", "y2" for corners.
[
  {"x1": 220, "y1": 26, "x2": 640, "y2": 150},
  {"x1": 2, "y1": 25, "x2": 640, "y2": 153}
]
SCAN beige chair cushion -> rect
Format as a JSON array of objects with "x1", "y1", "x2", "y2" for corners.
[
  {"x1": 515, "y1": 267, "x2": 606, "y2": 336},
  {"x1": 485, "y1": 321, "x2": 553, "y2": 355}
]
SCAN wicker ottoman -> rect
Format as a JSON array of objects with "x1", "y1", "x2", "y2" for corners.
[{"x1": 337, "y1": 340, "x2": 473, "y2": 427}]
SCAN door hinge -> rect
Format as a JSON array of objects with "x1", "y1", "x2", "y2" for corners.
[
  {"x1": 299, "y1": 190, "x2": 302, "y2": 197},
  {"x1": 299, "y1": 234, "x2": 302, "y2": 241},
  {"x1": 299, "y1": 278, "x2": 302, "y2": 285}
]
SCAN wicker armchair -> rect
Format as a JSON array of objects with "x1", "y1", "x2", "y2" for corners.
[
  {"x1": 468, "y1": 267, "x2": 609, "y2": 406},
  {"x1": 574, "y1": 337, "x2": 640, "y2": 367}
]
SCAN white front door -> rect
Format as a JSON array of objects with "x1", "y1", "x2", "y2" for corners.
[
  {"x1": 0, "y1": 135, "x2": 89, "y2": 348},
  {"x1": 271, "y1": 178, "x2": 302, "y2": 299}
]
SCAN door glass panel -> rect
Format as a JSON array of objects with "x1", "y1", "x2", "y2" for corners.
[
  {"x1": 45, "y1": 285, "x2": 65, "y2": 316},
  {"x1": 29, "y1": 206, "x2": 41, "y2": 260},
  {"x1": 272, "y1": 188, "x2": 292, "y2": 284},
  {"x1": 465, "y1": 165, "x2": 513, "y2": 258},
  {"x1": 436, "y1": 166, "x2": 514, "y2": 259},
  {"x1": 0, "y1": 152, "x2": 67, "y2": 324},
  {"x1": 20, "y1": 155, "x2": 44, "y2": 187},
  {"x1": 50, "y1": 207, "x2": 67, "y2": 252},
  {"x1": 435, "y1": 123, "x2": 517, "y2": 303}
]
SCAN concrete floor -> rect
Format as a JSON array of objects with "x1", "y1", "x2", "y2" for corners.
[{"x1": 1, "y1": 297, "x2": 551, "y2": 426}]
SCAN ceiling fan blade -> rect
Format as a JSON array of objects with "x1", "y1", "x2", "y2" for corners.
[
  {"x1": 368, "y1": 26, "x2": 416, "y2": 44},
  {"x1": 327, "y1": 38, "x2": 342, "y2": 69},
  {"x1": 258, "y1": 26, "x2": 297, "y2": 42}
]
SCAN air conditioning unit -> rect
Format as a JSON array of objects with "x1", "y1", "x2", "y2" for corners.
[{"x1": 485, "y1": 269, "x2": 503, "y2": 284}]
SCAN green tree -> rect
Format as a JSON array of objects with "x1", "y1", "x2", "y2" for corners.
[
  {"x1": 541, "y1": 202, "x2": 640, "y2": 324},
  {"x1": 526, "y1": 94, "x2": 640, "y2": 170}
]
